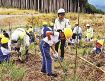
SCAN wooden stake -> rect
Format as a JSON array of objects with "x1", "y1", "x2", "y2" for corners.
[{"x1": 74, "y1": 0, "x2": 80, "y2": 80}]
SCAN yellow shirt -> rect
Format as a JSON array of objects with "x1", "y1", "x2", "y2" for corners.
[{"x1": 86, "y1": 27, "x2": 93, "y2": 39}]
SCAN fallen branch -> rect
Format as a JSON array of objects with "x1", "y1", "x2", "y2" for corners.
[
  {"x1": 67, "y1": 44, "x2": 105, "y2": 73},
  {"x1": 78, "y1": 56, "x2": 105, "y2": 73}
]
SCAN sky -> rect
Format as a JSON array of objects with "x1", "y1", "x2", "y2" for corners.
[
  {"x1": 88, "y1": 0, "x2": 105, "y2": 11},
  {"x1": 88, "y1": 0, "x2": 105, "y2": 6}
]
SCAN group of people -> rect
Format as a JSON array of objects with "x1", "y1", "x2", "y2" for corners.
[
  {"x1": 0, "y1": 27, "x2": 34, "y2": 63},
  {"x1": 40, "y1": 8, "x2": 105, "y2": 77},
  {"x1": 0, "y1": 8, "x2": 104, "y2": 78}
]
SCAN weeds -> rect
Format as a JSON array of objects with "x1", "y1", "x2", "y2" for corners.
[
  {"x1": 0, "y1": 8, "x2": 38, "y2": 15},
  {"x1": 0, "y1": 62, "x2": 26, "y2": 81},
  {"x1": 0, "y1": 8, "x2": 105, "y2": 81},
  {"x1": 10, "y1": 66, "x2": 25, "y2": 81},
  {"x1": 71, "y1": 76, "x2": 80, "y2": 81}
]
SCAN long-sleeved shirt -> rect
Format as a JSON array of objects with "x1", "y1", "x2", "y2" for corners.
[
  {"x1": 54, "y1": 18, "x2": 70, "y2": 32},
  {"x1": 1, "y1": 47, "x2": 10, "y2": 55},
  {"x1": 11, "y1": 28, "x2": 26, "y2": 41},
  {"x1": 11, "y1": 28, "x2": 30, "y2": 47},
  {"x1": 73, "y1": 26, "x2": 82, "y2": 34},
  {"x1": 86, "y1": 27, "x2": 93, "y2": 39}
]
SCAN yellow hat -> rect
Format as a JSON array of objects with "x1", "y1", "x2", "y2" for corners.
[
  {"x1": 64, "y1": 27, "x2": 73, "y2": 39},
  {"x1": 50, "y1": 22, "x2": 54, "y2": 27},
  {"x1": 97, "y1": 39, "x2": 104, "y2": 46},
  {"x1": 0, "y1": 34, "x2": 4, "y2": 38},
  {"x1": 1, "y1": 37, "x2": 9, "y2": 44},
  {"x1": 43, "y1": 22, "x2": 48, "y2": 26},
  {"x1": 27, "y1": 28, "x2": 33, "y2": 33}
]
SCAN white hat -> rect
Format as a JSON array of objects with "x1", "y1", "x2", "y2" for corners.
[
  {"x1": 57, "y1": 8, "x2": 65, "y2": 14},
  {"x1": 86, "y1": 24, "x2": 90, "y2": 27}
]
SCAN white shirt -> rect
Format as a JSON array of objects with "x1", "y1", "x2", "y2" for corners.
[
  {"x1": 1, "y1": 47, "x2": 10, "y2": 55},
  {"x1": 11, "y1": 28, "x2": 30, "y2": 48},
  {"x1": 43, "y1": 31, "x2": 60, "y2": 46},
  {"x1": 8, "y1": 40, "x2": 12, "y2": 51},
  {"x1": 54, "y1": 18, "x2": 70, "y2": 31},
  {"x1": 23, "y1": 34, "x2": 30, "y2": 47},
  {"x1": 73, "y1": 26, "x2": 82, "y2": 34},
  {"x1": 11, "y1": 28, "x2": 25, "y2": 41}
]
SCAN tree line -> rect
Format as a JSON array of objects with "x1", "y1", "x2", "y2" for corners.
[
  {"x1": 85, "y1": 3, "x2": 105, "y2": 14},
  {"x1": 0, "y1": 0, "x2": 104, "y2": 14}
]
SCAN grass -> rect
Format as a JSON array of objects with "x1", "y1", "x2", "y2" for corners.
[
  {"x1": 0, "y1": 8, "x2": 105, "y2": 81},
  {"x1": 0, "y1": 9, "x2": 105, "y2": 35},
  {"x1": 26, "y1": 12, "x2": 105, "y2": 32},
  {"x1": 0, "y1": 8, "x2": 39, "y2": 15},
  {"x1": 0, "y1": 62, "x2": 26, "y2": 81},
  {"x1": 10, "y1": 66, "x2": 25, "y2": 81}
]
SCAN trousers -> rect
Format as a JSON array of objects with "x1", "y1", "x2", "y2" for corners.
[{"x1": 40, "y1": 40, "x2": 52, "y2": 74}]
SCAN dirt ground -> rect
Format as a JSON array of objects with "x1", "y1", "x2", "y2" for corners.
[
  {"x1": 0, "y1": 13, "x2": 105, "y2": 81},
  {"x1": 10, "y1": 46, "x2": 105, "y2": 81}
]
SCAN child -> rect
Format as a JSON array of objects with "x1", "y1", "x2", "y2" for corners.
[
  {"x1": 92, "y1": 39, "x2": 104, "y2": 54},
  {"x1": 41, "y1": 22, "x2": 52, "y2": 38},
  {"x1": 0, "y1": 34, "x2": 3, "y2": 46},
  {"x1": 0, "y1": 37, "x2": 16, "y2": 63},
  {"x1": 11, "y1": 28, "x2": 30, "y2": 62},
  {"x1": 40, "y1": 29, "x2": 59, "y2": 77},
  {"x1": 72, "y1": 23, "x2": 82, "y2": 44},
  {"x1": 27, "y1": 26, "x2": 34, "y2": 43},
  {"x1": 85, "y1": 24, "x2": 93, "y2": 42},
  {"x1": 40, "y1": 25, "x2": 72, "y2": 77}
]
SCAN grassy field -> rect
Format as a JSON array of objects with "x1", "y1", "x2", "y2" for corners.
[
  {"x1": 0, "y1": 8, "x2": 39, "y2": 15},
  {"x1": 0, "y1": 8, "x2": 105, "y2": 36},
  {"x1": 0, "y1": 8, "x2": 105, "y2": 81}
]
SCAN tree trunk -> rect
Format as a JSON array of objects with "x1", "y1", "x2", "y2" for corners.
[
  {"x1": 1, "y1": 0, "x2": 3, "y2": 6},
  {"x1": 81, "y1": 4, "x2": 84, "y2": 12},
  {"x1": 34, "y1": 0, "x2": 36, "y2": 10},
  {"x1": 44, "y1": 0, "x2": 47, "y2": 13},
  {"x1": 19, "y1": 0, "x2": 20, "y2": 8},
  {"x1": 41, "y1": 0, "x2": 43, "y2": 12},
  {"x1": 37, "y1": 0, "x2": 39, "y2": 10},
  {"x1": 49, "y1": 0, "x2": 51, "y2": 12},
  {"x1": 57, "y1": 0, "x2": 59, "y2": 10},
  {"x1": 0, "y1": 0, "x2": 1, "y2": 6},
  {"x1": 53, "y1": 0, "x2": 56, "y2": 12},
  {"x1": 74, "y1": 0, "x2": 77, "y2": 12},
  {"x1": 0, "y1": 0, "x2": 87, "y2": 13},
  {"x1": 67, "y1": 0, "x2": 70, "y2": 12}
]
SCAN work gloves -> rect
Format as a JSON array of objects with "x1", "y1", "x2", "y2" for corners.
[{"x1": 53, "y1": 52, "x2": 58, "y2": 59}]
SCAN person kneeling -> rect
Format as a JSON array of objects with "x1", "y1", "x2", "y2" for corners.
[
  {"x1": 0, "y1": 37, "x2": 16, "y2": 63},
  {"x1": 92, "y1": 39, "x2": 104, "y2": 54}
]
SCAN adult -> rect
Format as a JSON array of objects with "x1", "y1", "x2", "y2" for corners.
[{"x1": 54, "y1": 8, "x2": 70, "y2": 61}]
